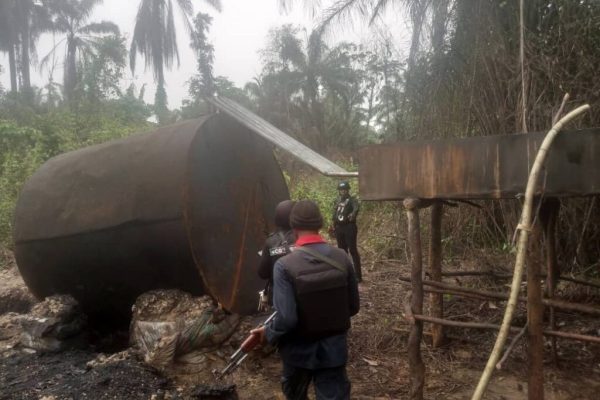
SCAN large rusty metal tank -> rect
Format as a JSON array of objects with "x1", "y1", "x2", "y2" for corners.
[{"x1": 12, "y1": 114, "x2": 289, "y2": 324}]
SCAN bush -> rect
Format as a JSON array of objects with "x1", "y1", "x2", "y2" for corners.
[{"x1": 0, "y1": 108, "x2": 150, "y2": 247}]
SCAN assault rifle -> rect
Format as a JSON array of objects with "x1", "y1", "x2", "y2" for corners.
[{"x1": 214, "y1": 311, "x2": 276, "y2": 379}]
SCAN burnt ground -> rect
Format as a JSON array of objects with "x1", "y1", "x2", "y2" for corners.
[
  {"x1": 1, "y1": 247, "x2": 600, "y2": 400},
  {"x1": 0, "y1": 350, "x2": 170, "y2": 399}
]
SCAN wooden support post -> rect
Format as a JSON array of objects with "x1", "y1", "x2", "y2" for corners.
[
  {"x1": 540, "y1": 198, "x2": 560, "y2": 364},
  {"x1": 404, "y1": 198, "x2": 425, "y2": 400},
  {"x1": 527, "y1": 221, "x2": 544, "y2": 400},
  {"x1": 428, "y1": 201, "x2": 445, "y2": 347}
]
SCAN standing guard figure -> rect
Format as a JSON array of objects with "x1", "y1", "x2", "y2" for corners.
[{"x1": 331, "y1": 181, "x2": 362, "y2": 282}]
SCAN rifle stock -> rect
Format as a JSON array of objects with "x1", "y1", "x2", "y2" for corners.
[{"x1": 215, "y1": 311, "x2": 277, "y2": 379}]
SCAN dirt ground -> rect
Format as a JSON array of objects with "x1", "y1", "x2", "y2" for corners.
[{"x1": 1, "y1": 248, "x2": 600, "y2": 399}]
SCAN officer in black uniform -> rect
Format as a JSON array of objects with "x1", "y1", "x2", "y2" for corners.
[
  {"x1": 331, "y1": 181, "x2": 362, "y2": 282},
  {"x1": 257, "y1": 200, "x2": 296, "y2": 309},
  {"x1": 251, "y1": 200, "x2": 360, "y2": 399}
]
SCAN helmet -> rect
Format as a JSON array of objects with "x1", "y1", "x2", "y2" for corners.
[
  {"x1": 337, "y1": 181, "x2": 350, "y2": 191},
  {"x1": 274, "y1": 200, "x2": 296, "y2": 229}
]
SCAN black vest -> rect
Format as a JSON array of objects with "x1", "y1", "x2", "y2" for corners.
[
  {"x1": 266, "y1": 230, "x2": 295, "y2": 260},
  {"x1": 334, "y1": 196, "x2": 357, "y2": 224},
  {"x1": 282, "y1": 247, "x2": 351, "y2": 339}
]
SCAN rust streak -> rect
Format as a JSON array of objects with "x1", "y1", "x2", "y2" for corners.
[{"x1": 228, "y1": 183, "x2": 257, "y2": 309}]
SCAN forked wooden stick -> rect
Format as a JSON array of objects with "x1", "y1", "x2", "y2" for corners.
[{"x1": 471, "y1": 103, "x2": 590, "y2": 400}]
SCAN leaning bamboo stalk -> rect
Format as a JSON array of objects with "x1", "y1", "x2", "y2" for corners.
[{"x1": 471, "y1": 104, "x2": 590, "y2": 400}]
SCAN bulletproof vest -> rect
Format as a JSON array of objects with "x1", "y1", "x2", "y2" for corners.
[
  {"x1": 334, "y1": 196, "x2": 354, "y2": 224},
  {"x1": 282, "y1": 246, "x2": 351, "y2": 339},
  {"x1": 266, "y1": 230, "x2": 295, "y2": 260}
]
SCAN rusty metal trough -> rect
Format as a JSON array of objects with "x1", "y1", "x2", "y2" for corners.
[
  {"x1": 359, "y1": 129, "x2": 600, "y2": 200},
  {"x1": 12, "y1": 114, "x2": 289, "y2": 324}
]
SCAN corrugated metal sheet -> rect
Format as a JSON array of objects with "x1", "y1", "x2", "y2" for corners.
[
  {"x1": 208, "y1": 96, "x2": 357, "y2": 177},
  {"x1": 359, "y1": 129, "x2": 600, "y2": 201}
]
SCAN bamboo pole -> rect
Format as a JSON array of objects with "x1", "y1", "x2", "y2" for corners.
[
  {"x1": 471, "y1": 104, "x2": 590, "y2": 400},
  {"x1": 383, "y1": 260, "x2": 600, "y2": 289},
  {"x1": 559, "y1": 275, "x2": 600, "y2": 290},
  {"x1": 398, "y1": 276, "x2": 600, "y2": 316},
  {"x1": 428, "y1": 202, "x2": 445, "y2": 347},
  {"x1": 404, "y1": 198, "x2": 425, "y2": 400},
  {"x1": 409, "y1": 314, "x2": 600, "y2": 344},
  {"x1": 437, "y1": 270, "x2": 600, "y2": 289},
  {"x1": 422, "y1": 286, "x2": 490, "y2": 301},
  {"x1": 441, "y1": 270, "x2": 513, "y2": 278}
]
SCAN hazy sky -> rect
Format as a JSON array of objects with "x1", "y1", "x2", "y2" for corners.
[{"x1": 0, "y1": 0, "x2": 409, "y2": 108}]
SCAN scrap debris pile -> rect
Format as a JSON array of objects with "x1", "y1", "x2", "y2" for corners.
[
  {"x1": 130, "y1": 290, "x2": 240, "y2": 370},
  {"x1": 0, "y1": 269, "x2": 245, "y2": 399}
]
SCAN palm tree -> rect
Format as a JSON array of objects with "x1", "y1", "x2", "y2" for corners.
[
  {"x1": 0, "y1": 0, "x2": 51, "y2": 95},
  {"x1": 0, "y1": 0, "x2": 19, "y2": 92},
  {"x1": 130, "y1": 0, "x2": 222, "y2": 123},
  {"x1": 284, "y1": 0, "x2": 431, "y2": 74},
  {"x1": 43, "y1": 0, "x2": 119, "y2": 102},
  {"x1": 14, "y1": 0, "x2": 53, "y2": 98},
  {"x1": 260, "y1": 25, "x2": 359, "y2": 148}
]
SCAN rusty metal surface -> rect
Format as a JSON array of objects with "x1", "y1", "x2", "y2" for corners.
[
  {"x1": 359, "y1": 129, "x2": 600, "y2": 201},
  {"x1": 185, "y1": 115, "x2": 289, "y2": 313},
  {"x1": 209, "y1": 96, "x2": 358, "y2": 177},
  {"x1": 13, "y1": 114, "x2": 289, "y2": 323}
]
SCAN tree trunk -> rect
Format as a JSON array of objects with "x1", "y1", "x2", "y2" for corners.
[
  {"x1": 527, "y1": 222, "x2": 544, "y2": 400},
  {"x1": 431, "y1": 0, "x2": 450, "y2": 55},
  {"x1": 18, "y1": 0, "x2": 32, "y2": 99},
  {"x1": 155, "y1": 65, "x2": 169, "y2": 124},
  {"x1": 540, "y1": 198, "x2": 560, "y2": 364},
  {"x1": 404, "y1": 198, "x2": 425, "y2": 400},
  {"x1": 8, "y1": 44, "x2": 18, "y2": 92},
  {"x1": 428, "y1": 202, "x2": 445, "y2": 347},
  {"x1": 65, "y1": 37, "x2": 78, "y2": 103}
]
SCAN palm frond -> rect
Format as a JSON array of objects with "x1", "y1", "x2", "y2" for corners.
[
  {"x1": 78, "y1": 0, "x2": 104, "y2": 20},
  {"x1": 130, "y1": 0, "x2": 155, "y2": 74},
  {"x1": 369, "y1": 0, "x2": 393, "y2": 25},
  {"x1": 316, "y1": 0, "x2": 368, "y2": 35},
  {"x1": 79, "y1": 21, "x2": 120, "y2": 35},
  {"x1": 202, "y1": 0, "x2": 222, "y2": 12},
  {"x1": 165, "y1": 0, "x2": 180, "y2": 68},
  {"x1": 38, "y1": 36, "x2": 67, "y2": 72},
  {"x1": 174, "y1": 0, "x2": 193, "y2": 15},
  {"x1": 174, "y1": 0, "x2": 194, "y2": 39},
  {"x1": 130, "y1": 41, "x2": 139, "y2": 74}
]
